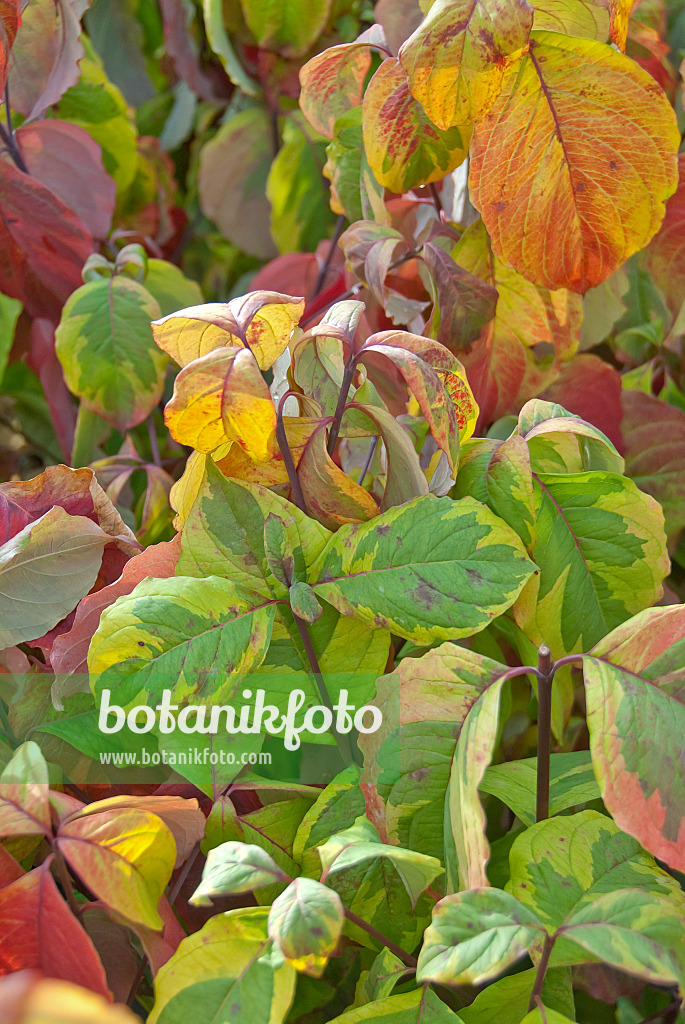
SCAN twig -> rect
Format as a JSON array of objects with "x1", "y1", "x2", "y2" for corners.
[
  {"x1": 528, "y1": 933, "x2": 555, "y2": 1011},
  {"x1": 126, "y1": 954, "x2": 149, "y2": 1007},
  {"x1": 327, "y1": 358, "x2": 357, "y2": 456},
  {"x1": 2, "y1": 84, "x2": 29, "y2": 173},
  {"x1": 168, "y1": 844, "x2": 202, "y2": 908},
  {"x1": 53, "y1": 853, "x2": 83, "y2": 919},
  {"x1": 635, "y1": 998, "x2": 682, "y2": 1024},
  {"x1": 343, "y1": 906, "x2": 417, "y2": 968},
  {"x1": 428, "y1": 182, "x2": 443, "y2": 216},
  {"x1": 147, "y1": 414, "x2": 162, "y2": 468},
  {"x1": 275, "y1": 392, "x2": 307, "y2": 513},
  {"x1": 535, "y1": 645, "x2": 554, "y2": 823},
  {"x1": 359, "y1": 437, "x2": 378, "y2": 487},
  {"x1": 313, "y1": 215, "x2": 346, "y2": 298}
]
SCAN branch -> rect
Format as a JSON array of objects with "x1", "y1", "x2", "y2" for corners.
[
  {"x1": 343, "y1": 906, "x2": 417, "y2": 968},
  {"x1": 313, "y1": 214, "x2": 346, "y2": 298},
  {"x1": 535, "y1": 645, "x2": 555, "y2": 822},
  {"x1": 275, "y1": 391, "x2": 307, "y2": 513},
  {"x1": 528, "y1": 933, "x2": 555, "y2": 1011}
]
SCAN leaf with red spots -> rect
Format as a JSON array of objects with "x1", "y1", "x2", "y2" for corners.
[
  {"x1": 583, "y1": 605, "x2": 685, "y2": 872},
  {"x1": 469, "y1": 32, "x2": 679, "y2": 293}
]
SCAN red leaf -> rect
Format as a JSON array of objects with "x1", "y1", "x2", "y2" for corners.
[
  {"x1": 16, "y1": 121, "x2": 116, "y2": 240},
  {"x1": 25, "y1": 318, "x2": 76, "y2": 463},
  {"x1": 51, "y1": 535, "x2": 181, "y2": 681},
  {"x1": 0, "y1": 847, "x2": 22, "y2": 889},
  {"x1": 0, "y1": 0, "x2": 20, "y2": 93},
  {"x1": 647, "y1": 152, "x2": 685, "y2": 316},
  {"x1": 7, "y1": 0, "x2": 85, "y2": 121},
  {"x1": 538, "y1": 354, "x2": 624, "y2": 452},
  {"x1": 0, "y1": 858, "x2": 110, "y2": 998},
  {"x1": 0, "y1": 157, "x2": 92, "y2": 320}
]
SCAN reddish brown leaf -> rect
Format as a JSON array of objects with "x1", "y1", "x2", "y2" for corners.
[
  {"x1": 50, "y1": 535, "x2": 181, "y2": 683},
  {"x1": 7, "y1": 0, "x2": 85, "y2": 120},
  {"x1": 0, "y1": 158, "x2": 92, "y2": 321},
  {"x1": 646, "y1": 152, "x2": 685, "y2": 316},
  {"x1": 122, "y1": 894, "x2": 186, "y2": 976},
  {"x1": 80, "y1": 908, "x2": 139, "y2": 1004},
  {"x1": 621, "y1": 389, "x2": 685, "y2": 546},
  {"x1": 538, "y1": 354, "x2": 624, "y2": 451},
  {"x1": 298, "y1": 421, "x2": 380, "y2": 529},
  {"x1": 422, "y1": 241, "x2": 497, "y2": 350},
  {"x1": 25, "y1": 319, "x2": 77, "y2": 463},
  {"x1": 0, "y1": 0, "x2": 20, "y2": 93},
  {"x1": 0, "y1": 859, "x2": 110, "y2": 998},
  {"x1": 0, "y1": 847, "x2": 22, "y2": 889},
  {"x1": 16, "y1": 121, "x2": 116, "y2": 240},
  {"x1": 159, "y1": 0, "x2": 226, "y2": 102}
]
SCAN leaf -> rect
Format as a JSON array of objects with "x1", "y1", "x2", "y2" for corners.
[
  {"x1": 0, "y1": 975, "x2": 141, "y2": 1023},
  {"x1": 324, "y1": 106, "x2": 386, "y2": 224},
  {"x1": 311, "y1": 494, "x2": 537, "y2": 643},
  {"x1": 621, "y1": 388, "x2": 685, "y2": 545},
  {"x1": 362, "y1": 58, "x2": 471, "y2": 192},
  {"x1": 56, "y1": 806, "x2": 176, "y2": 930},
  {"x1": 164, "y1": 347, "x2": 277, "y2": 461},
  {"x1": 144, "y1": 260, "x2": 204, "y2": 317},
  {"x1": 148, "y1": 908, "x2": 296, "y2": 1024},
  {"x1": 646, "y1": 153, "x2": 685, "y2": 316},
  {"x1": 298, "y1": 421, "x2": 381, "y2": 530},
  {"x1": 399, "y1": 0, "x2": 534, "y2": 127},
  {"x1": 267, "y1": 115, "x2": 335, "y2": 255},
  {"x1": 514, "y1": 470, "x2": 669, "y2": 656},
  {"x1": 15, "y1": 120, "x2": 116, "y2": 241},
  {"x1": 530, "y1": 0, "x2": 609, "y2": 38},
  {"x1": 515, "y1": 398, "x2": 623, "y2": 474},
  {"x1": 55, "y1": 277, "x2": 167, "y2": 432},
  {"x1": 608, "y1": 0, "x2": 634, "y2": 49},
  {"x1": 0, "y1": 0, "x2": 19, "y2": 93},
  {"x1": 0, "y1": 507, "x2": 111, "y2": 648},
  {"x1": 240, "y1": 0, "x2": 333, "y2": 57},
  {"x1": 201, "y1": 0, "x2": 260, "y2": 97},
  {"x1": 346, "y1": 403, "x2": 429, "y2": 509},
  {"x1": 7, "y1": 0, "x2": 85, "y2": 120},
  {"x1": 583, "y1": 605, "x2": 685, "y2": 872},
  {"x1": 198, "y1": 108, "x2": 277, "y2": 260},
  {"x1": 0, "y1": 292, "x2": 21, "y2": 390},
  {"x1": 416, "y1": 888, "x2": 545, "y2": 986},
  {"x1": 0, "y1": 858, "x2": 110, "y2": 997},
  {"x1": 268, "y1": 877, "x2": 343, "y2": 977},
  {"x1": 328, "y1": 987, "x2": 466, "y2": 1023},
  {"x1": 152, "y1": 293, "x2": 304, "y2": 371},
  {"x1": 299, "y1": 34, "x2": 378, "y2": 138},
  {"x1": 0, "y1": 157, "x2": 93, "y2": 321},
  {"x1": 422, "y1": 242, "x2": 498, "y2": 352},
  {"x1": 537, "y1": 355, "x2": 624, "y2": 452},
  {"x1": 506, "y1": 810, "x2": 685, "y2": 933},
  {"x1": 191, "y1": 842, "x2": 289, "y2": 905},
  {"x1": 88, "y1": 575, "x2": 276, "y2": 706},
  {"x1": 456, "y1": 967, "x2": 575, "y2": 1024},
  {"x1": 455, "y1": 435, "x2": 536, "y2": 549},
  {"x1": 520, "y1": 1010, "x2": 575, "y2": 1024},
  {"x1": 480, "y1": 752, "x2": 600, "y2": 826},
  {"x1": 469, "y1": 32, "x2": 679, "y2": 292},
  {"x1": 289, "y1": 581, "x2": 323, "y2": 623},
  {"x1": 0, "y1": 742, "x2": 51, "y2": 839}
]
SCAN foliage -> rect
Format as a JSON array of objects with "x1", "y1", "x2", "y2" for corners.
[{"x1": 0, "y1": 1, "x2": 684, "y2": 1023}]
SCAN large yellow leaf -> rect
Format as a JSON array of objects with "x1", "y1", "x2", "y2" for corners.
[
  {"x1": 399, "y1": 0, "x2": 534, "y2": 128},
  {"x1": 362, "y1": 58, "x2": 471, "y2": 192},
  {"x1": 469, "y1": 31, "x2": 679, "y2": 293},
  {"x1": 164, "y1": 347, "x2": 277, "y2": 463},
  {"x1": 0, "y1": 975, "x2": 141, "y2": 1023},
  {"x1": 151, "y1": 292, "x2": 304, "y2": 370}
]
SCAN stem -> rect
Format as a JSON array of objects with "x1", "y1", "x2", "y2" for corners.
[
  {"x1": 536, "y1": 645, "x2": 554, "y2": 823},
  {"x1": 275, "y1": 393, "x2": 307, "y2": 513},
  {"x1": 300, "y1": 284, "x2": 364, "y2": 328},
  {"x1": 0, "y1": 700, "x2": 17, "y2": 746},
  {"x1": 528, "y1": 933, "x2": 555, "y2": 1011},
  {"x1": 359, "y1": 437, "x2": 378, "y2": 487},
  {"x1": 53, "y1": 853, "x2": 83, "y2": 918},
  {"x1": 126, "y1": 955, "x2": 148, "y2": 1007},
  {"x1": 313, "y1": 215, "x2": 346, "y2": 297},
  {"x1": 71, "y1": 406, "x2": 100, "y2": 467},
  {"x1": 428, "y1": 182, "x2": 443, "y2": 216},
  {"x1": 343, "y1": 906, "x2": 417, "y2": 968},
  {"x1": 327, "y1": 359, "x2": 357, "y2": 456},
  {"x1": 168, "y1": 844, "x2": 201, "y2": 908},
  {"x1": 292, "y1": 613, "x2": 359, "y2": 768},
  {"x1": 147, "y1": 414, "x2": 162, "y2": 467},
  {"x1": 2, "y1": 84, "x2": 29, "y2": 173}
]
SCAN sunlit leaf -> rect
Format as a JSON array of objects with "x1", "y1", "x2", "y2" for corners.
[
  {"x1": 299, "y1": 32, "x2": 380, "y2": 138},
  {"x1": 0, "y1": 742, "x2": 51, "y2": 839},
  {"x1": 268, "y1": 877, "x2": 344, "y2": 977},
  {"x1": 480, "y1": 752, "x2": 600, "y2": 826},
  {"x1": 191, "y1": 842, "x2": 289, "y2": 905},
  {"x1": 327, "y1": 987, "x2": 465, "y2": 1022}
]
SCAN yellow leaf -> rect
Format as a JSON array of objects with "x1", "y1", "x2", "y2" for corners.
[
  {"x1": 299, "y1": 422, "x2": 380, "y2": 529},
  {"x1": 221, "y1": 349, "x2": 278, "y2": 464},
  {"x1": 0, "y1": 976, "x2": 141, "y2": 1023},
  {"x1": 609, "y1": 0, "x2": 635, "y2": 50},
  {"x1": 469, "y1": 32, "x2": 679, "y2": 292},
  {"x1": 151, "y1": 292, "x2": 304, "y2": 370}
]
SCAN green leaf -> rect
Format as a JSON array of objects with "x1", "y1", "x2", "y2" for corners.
[
  {"x1": 583, "y1": 605, "x2": 685, "y2": 872},
  {"x1": 355, "y1": 949, "x2": 410, "y2": 1005},
  {"x1": 190, "y1": 842, "x2": 289, "y2": 905},
  {"x1": 455, "y1": 435, "x2": 536, "y2": 549},
  {"x1": 417, "y1": 888, "x2": 545, "y2": 986},
  {"x1": 55, "y1": 276, "x2": 166, "y2": 432},
  {"x1": 240, "y1": 0, "x2": 333, "y2": 57},
  {"x1": 268, "y1": 877, "x2": 344, "y2": 977},
  {"x1": 514, "y1": 470, "x2": 669, "y2": 656},
  {"x1": 324, "y1": 107, "x2": 385, "y2": 224},
  {"x1": 506, "y1": 811, "x2": 685, "y2": 933},
  {"x1": 457, "y1": 968, "x2": 575, "y2": 1024},
  {"x1": 0, "y1": 507, "x2": 110, "y2": 648},
  {"x1": 149, "y1": 907, "x2": 296, "y2": 1024},
  {"x1": 312, "y1": 494, "x2": 537, "y2": 644},
  {"x1": 289, "y1": 581, "x2": 323, "y2": 623},
  {"x1": 329, "y1": 987, "x2": 466, "y2": 1023},
  {"x1": 519, "y1": 1009, "x2": 575, "y2": 1024},
  {"x1": 0, "y1": 293, "x2": 21, "y2": 389},
  {"x1": 267, "y1": 115, "x2": 336, "y2": 255},
  {"x1": 516, "y1": 399, "x2": 624, "y2": 475},
  {"x1": 202, "y1": 0, "x2": 260, "y2": 96},
  {"x1": 346, "y1": 403, "x2": 429, "y2": 510},
  {"x1": 88, "y1": 575, "x2": 275, "y2": 706},
  {"x1": 480, "y1": 752, "x2": 601, "y2": 827},
  {"x1": 143, "y1": 259, "x2": 204, "y2": 317},
  {"x1": 293, "y1": 767, "x2": 366, "y2": 876},
  {"x1": 264, "y1": 513, "x2": 295, "y2": 588}
]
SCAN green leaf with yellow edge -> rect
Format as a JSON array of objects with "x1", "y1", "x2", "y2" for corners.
[
  {"x1": 55, "y1": 276, "x2": 166, "y2": 432},
  {"x1": 56, "y1": 806, "x2": 176, "y2": 930},
  {"x1": 88, "y1": 575, "x2": 275, "y2": 706},
  {"x1": 329, "y1": 987, "x2": 466, "y2": 1023},
  {"x1": 152, "y1": 292, "x2": 304, "y2": 370},
  {"x1": 264, "y1": 513, "x2": 295, "y2": 587},
  {"x1": 469, "y1": 31, "x2": 679, "y2": 293},
  {"x1": 311, "y1": 494, "x2": 537, "y2": 644},
  {"x1": 480, "y1": 751, "x2": 600, "y2": 827},
  {"x1": 417, "y1": 888, "x2": 545, "y2": 986},
  {"x1": 346, "y1": 403, "x2": 429, "y2": 510},
  {"x1": 516, "y1": 399, "x2": 624, "y2": 475},
  {"x1": 289, "y1": 581, "x2": 323, "y2": 623},
  {"x1": 0, "y1": 741, "x2": 51, "y2": 839},
  {"x1": 457, "y1": 967, "x2": 575, "y2": 1024},
  {"x1": 583, "y1": 605, "x2": 685, "y2": 873},
  {"x1": 455, "y1": 435, "x2": 536, "y2": 549},
  {"x1": 506, "y1": 811, "x2": 685, "y2": 934},
  {"x1": 148, "y1": 907, "x2": 296, "y2": 1024},
  {"x1": 190, "y1": 842, "x2": 289, "y2": 905},
  {"x1": 354, "y1": 948, "x2": 409, "y2": 1006},
  {"x1": 362, "y1": 58, "x2": 471, "y2": 193},
  {"x1": 399, "y1": 0, "x2": 533, "y2": 128},
  {"x1": 268, "y1": 877, "x2": 344, "y2": 977},
  {"x1": 293, "y1": 766, "x2": 366, "y2": 876},
  {"x1": 514, "y1": 469, "x2": 668, "y2": 657},
  {"x1": 267, "y1": 115, "x2": 336, "y2": 255},
  {"x1": 0, "y1": 507, "x2": 111, "y2": 648},
  {"x1": 324, "y1": 107, "x2": 385, "y2": 224}
]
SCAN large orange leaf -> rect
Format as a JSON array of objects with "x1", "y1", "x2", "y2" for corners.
[
  {"x1": 469, "y1": 31, "x2": 679, "y2": 293},
  {"x1": 0, "y1": 859, "x2": 110, "y2": 998},
  {"x1": 399, "y1": 0, "x2": 533, "y2": 127},
  {"x1": 362, "y1": 58, "x2": 471, "y2": 192},
  {"x1": 56, "y1": 807, "x2": 176, "y2": 930}
]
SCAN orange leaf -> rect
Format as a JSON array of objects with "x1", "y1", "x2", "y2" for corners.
[
  {"x1": 299, "y1": 29, "x2": 383, "y2": 138},
  {"x1": 609, "y1": 0, "x2": 635, "y2": 49},
  {"x1": 469, "y1": 32, "x2": 679, "y2": 293}
]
